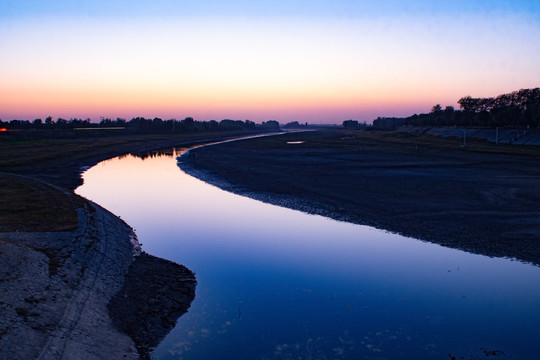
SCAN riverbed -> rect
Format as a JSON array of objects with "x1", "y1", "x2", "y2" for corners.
[{"x1": 76, "y1": 145, "x2": 540, "y2": 359}]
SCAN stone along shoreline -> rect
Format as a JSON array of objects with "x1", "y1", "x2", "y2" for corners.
[
  {"x1": 0, "y1": 177, "x2": 195, "y2": 360},
  {"x1": 0, "y1": 132, "x2": 276, "y2": 359}
]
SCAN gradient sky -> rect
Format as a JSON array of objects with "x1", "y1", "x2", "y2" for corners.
[{"x1": 1, "y1": 1, "x2": 539, "y2": 123}]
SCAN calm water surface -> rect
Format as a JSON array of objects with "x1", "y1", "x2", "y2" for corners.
[{"x1": 76, "y1": 146, "x2": 540, "y2": 360}]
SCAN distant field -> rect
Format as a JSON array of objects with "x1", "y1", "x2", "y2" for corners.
[
  {"x1": 0, "y1": 130, "x2": 265, "y2": 174},
  {"x1": 231, "y1": 128, "x2": 540, "y2": 157},
  {"x1": 333, "y1": 128, "x2": 540, "y2": 157},
  {"x1": 0, "y1": 129, "x2": 269, "y2": 231}
]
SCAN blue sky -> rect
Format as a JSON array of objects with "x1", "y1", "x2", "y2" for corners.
[
  {"x1": 1, "y1": 1, "x2": 539, "y2": 123},
  {"x1": 2, "y1": 0, "x2": 539, "y2": 18}
]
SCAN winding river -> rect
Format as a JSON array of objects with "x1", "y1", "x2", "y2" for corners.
[{"x1": 75, "y1": 142, "x2": 540, "y2": 360}]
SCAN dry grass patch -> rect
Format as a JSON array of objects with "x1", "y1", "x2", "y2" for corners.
[{"x1": 0, "y1": 175, "x2": 81, "y2": 232}]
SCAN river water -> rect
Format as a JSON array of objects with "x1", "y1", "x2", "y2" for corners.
[{"x1": 75, "y1": 144, "x2": 540, "y2": 360}]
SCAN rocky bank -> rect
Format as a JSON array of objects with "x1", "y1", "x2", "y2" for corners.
[{"x1": 0, "y1": 196, "x2": 195, "y2": 359}]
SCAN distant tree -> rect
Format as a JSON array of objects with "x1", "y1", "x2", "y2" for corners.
[
  {"x1": 372, "y1": 117, "x2": 404, "y2": 130},
  {"x1": 431, "y1": 104, "x2": 443, "y2": 113},
  {"x1": 458, "y1": 96, "x2": 475, "y2": 112},
  {"x1": 100, "y1": 118, "x2": 113, "y2": 126},
  {"x1": 152, "y1": 117, "x2": 163, "y2": 131},
  {"x1": 283, "y1": 121, "x2": 301, "y2": 129},
  {"x1": 56, "y1": 118, "x2": 68, "y2": 128},
  {"x1": 262, "y1": 120, "x2": 280, "y2": 129},
  {"x1": 219, "y1": 119, "x2": 244, "y2": 130},
  {"x1": 452, "y1": 111, "x2": 465, "y2": 126},
  {"x1": 244, "y1": 120, "x2": 256, "y2": 129},
  {"x1": 475, "y1": 111, "x2": 492, "y2": 127},
  {"x1": 342, "y1": 120, "x2": 359, "y2": 129},
  {"x1": 207, "y1": 120, "x2": 219, "y2": 130},
  {"x1": 182, "y1": 117, "x2": 194, "y2": 130}
]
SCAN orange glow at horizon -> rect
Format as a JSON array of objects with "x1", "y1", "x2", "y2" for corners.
[
  {"x1": 0, "y1": 82, "x2": 449, "y2": 122},
  {"x1": 1, "y1": 15, "x2": 539, "y2": 123}
]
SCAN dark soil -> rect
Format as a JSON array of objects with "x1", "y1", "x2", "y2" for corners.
[
  {"x1": 108, "y1": 252, "x2": 196, "y2": 360},
  {"x1": 183, "y1": 129, "x2": 540, "y2": 266}
]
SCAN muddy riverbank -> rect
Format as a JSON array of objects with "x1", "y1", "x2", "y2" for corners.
[
  {"x1": 0, "y1": 178, "x2": 196, "y2": 360},
  {"x1": 0, "y1": 134, "x2": 216, "y2": 359},
  {"x1": 179, "y1": 129, "x2": 540, "y2": 266},
  {"x1": 1, "y1": 132, "x2": 282, "y2": 359}
]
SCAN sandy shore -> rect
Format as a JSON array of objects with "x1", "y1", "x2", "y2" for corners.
[{"x1": 179, "y1": 130, "x2": 540, "y2": 266}]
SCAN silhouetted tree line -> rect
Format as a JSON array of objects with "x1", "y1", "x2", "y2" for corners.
[
  {"x1": 373, "y1": 88, "x2": 540, "y2": 129},
  {"x1": 283, "y1": 121, "x2": 314, "y2": 129},
  {"x1": 342, "y1": 120, "x2": 369, "y2": 129},
  {"x1": 0, "y1": 116, "x2": 278, "y2": 134}
]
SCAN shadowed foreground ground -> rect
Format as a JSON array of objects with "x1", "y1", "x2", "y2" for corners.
[
  {"x1": 0, "y1": 131, "x2": 279, "y2": 359},
  {"x1": 0, "y1": 174, "x2": 195, "y2": 359},
  {"x1": 181, "y1": 129, "x2": 540, "y2": 266}
]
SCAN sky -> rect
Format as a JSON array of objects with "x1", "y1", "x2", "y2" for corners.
[{"x1": 1, "y1": 1, "x2": 539, "y2": 124}]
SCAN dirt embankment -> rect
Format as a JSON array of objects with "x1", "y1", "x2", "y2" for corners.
[
  {"x1": 179, "y1": 130, "x2": 540, "y2": 266},
  {"x1": 1, "y1": 133, "x2": 285, "y2": 359},
  {"x1": 0, "y1": 176, "x2": 195, "y2": 360},
  {"x1": 0, "y1": 132, "x2": 289, "y2": 360}
]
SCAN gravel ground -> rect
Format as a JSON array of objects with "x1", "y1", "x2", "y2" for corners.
[
  {"x1": 0, "y1": 192, "x2": 195, "y2": 360},
  {"x1": 0, "y1": 201, "x2": 139, "y2": 359}
]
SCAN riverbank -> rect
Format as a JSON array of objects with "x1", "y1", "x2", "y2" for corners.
[
  {"x1": 179, "y1": 129, "x2": 540, "y2": 266},
  {"x1": 0, "y1": 129, "x2": 275, "y2": 191},
  {"x1": 0, "y1": 174, "x2": 196, "y2": 359},
  {"x1": 0, "y1": 131, "x2": 265, "y2": 359}
]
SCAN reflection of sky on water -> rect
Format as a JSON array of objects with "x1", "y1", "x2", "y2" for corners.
[{"x1": 76, "y1": 149, "x2": 540, "y2": 359}]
